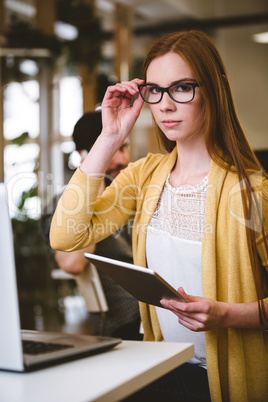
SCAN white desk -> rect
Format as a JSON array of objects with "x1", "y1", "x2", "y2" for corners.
[{"x1": 0, "y1": 340, "x2": 193, "y2": 402}]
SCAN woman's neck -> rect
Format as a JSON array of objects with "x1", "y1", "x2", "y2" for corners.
[{"x1": 171, "y1": 140, "x2": 211, "y2": 187}]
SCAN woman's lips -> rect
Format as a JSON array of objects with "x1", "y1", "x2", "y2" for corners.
[{"x1": 161, "y1": 120, "x2": 182, "y2": 128}]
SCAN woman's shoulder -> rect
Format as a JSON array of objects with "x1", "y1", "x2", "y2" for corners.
[
  {"x1": 115, "y1": 150, "x2": 176, "y2": 188},
  {"x1": 209, "y1": 162, "x2": 268, "y2": 209}
]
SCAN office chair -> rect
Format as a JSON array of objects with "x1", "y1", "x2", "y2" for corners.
[{"x1": 51, "y1": 263, "x2": 108, "y2": 313}]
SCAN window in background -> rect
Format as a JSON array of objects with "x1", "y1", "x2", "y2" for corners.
[
  {"x1": 59, "y1": 76, "x2": 83, "y2": 137},
  {"x1": 3, "y1": 75, "x2": 83, "y2": 218},
  {"x1": 4, "y1": 80, "x2": 39, "y2": 140},
  {"x1": 4, "y1": 81, "x2": 40, "y2": 219},
  {"x1": 4, "y1": 143, "x2": 40, "y2": 219}
]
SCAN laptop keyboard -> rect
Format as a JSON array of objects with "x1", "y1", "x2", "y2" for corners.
[{"x1": 22, "y1": 340, "x2": 74, "y2": 355}]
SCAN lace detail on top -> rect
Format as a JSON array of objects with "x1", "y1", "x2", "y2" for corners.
[{"x1": 148, "y1": 173, "x2": 208, "y2": 243}]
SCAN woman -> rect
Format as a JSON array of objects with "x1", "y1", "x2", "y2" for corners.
[{"x1": 50, "y1": 30, "x2": 268, "y2": 401}]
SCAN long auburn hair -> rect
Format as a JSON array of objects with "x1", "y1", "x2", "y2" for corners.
[{"x1": 142, "y1": 30, "x2": 268, "y2": 325}]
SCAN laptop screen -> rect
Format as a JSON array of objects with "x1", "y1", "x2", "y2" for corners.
[
  {"x1": 0, "y1": 183, "x2": 121, "y2": 373},
  {"x1": 0, "y1": 183, "x2": 24, "y2": 371}
]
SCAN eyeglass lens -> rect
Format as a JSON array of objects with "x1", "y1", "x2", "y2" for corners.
[{"x1": 140, "y1": 82, "x2": 196, "y2": 104}]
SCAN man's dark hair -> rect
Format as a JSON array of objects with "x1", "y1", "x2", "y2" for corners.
[{"x1": 72, "y1": 111, "x2": 102, "y2": 151}]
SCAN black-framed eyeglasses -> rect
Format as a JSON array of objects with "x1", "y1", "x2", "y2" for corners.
[{"x1": 138, "y1": 82, "x2": 199, "y2": 104}]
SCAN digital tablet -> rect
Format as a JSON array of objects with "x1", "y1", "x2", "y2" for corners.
[{"x1": 84, "y1": 253, "x2": 188, "y2": 308}]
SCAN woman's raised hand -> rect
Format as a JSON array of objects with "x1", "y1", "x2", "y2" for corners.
[
  {"x1": 80, "y1": 78, "x2": 144, "y2": 176},
  {"x1": 101, "y1": 78, "x2": 144, "y2": 145}
]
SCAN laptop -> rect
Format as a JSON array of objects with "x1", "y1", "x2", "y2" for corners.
[
  {"x1": 0, "y1": 183, "x2": 121, "y2": 373},
  {"x1": 84, "y1": 253, "x2": 188, "y2": 308}
]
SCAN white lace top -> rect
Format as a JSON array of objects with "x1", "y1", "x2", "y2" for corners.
[{"x1": 146, "y1": 173, "x2": 208, "y2": 368}]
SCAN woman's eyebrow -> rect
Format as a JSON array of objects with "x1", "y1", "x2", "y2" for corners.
[{"x1": 145, "y1": 78, "x2": 196, "y2": 86}]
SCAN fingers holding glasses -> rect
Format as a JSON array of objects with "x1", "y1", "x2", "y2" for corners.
[
  {"x1": 105, "y1": 78, "x2": 144, "y2": 99},
  {"x1": 120, "y1": 78, "x2": 145, "y2": 93},
  {"x1": 101, "y1": 78, "x2": 145, "y2": 140}
]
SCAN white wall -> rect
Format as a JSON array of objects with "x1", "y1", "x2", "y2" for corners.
[{"x1": 216, "y1": 25, "x2": 268, "y2": 150}]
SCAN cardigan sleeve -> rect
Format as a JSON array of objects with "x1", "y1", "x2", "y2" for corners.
[
  {"x1": 49, "y1": 151, "x2": 170, "y2": 253},
  {"x1": 49, "y1": 166, "x2": 138, "y2": 252},
  {"x1": 255, "y1": 177, "x2": 268, "y2": 268},
  {"x1": 254, "y1": 177, "x2": 268, "y2": 305}
]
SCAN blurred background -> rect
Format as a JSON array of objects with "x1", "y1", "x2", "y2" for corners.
[{"x1": 1, "y1": 0, "x2": 268, "y2": 334}]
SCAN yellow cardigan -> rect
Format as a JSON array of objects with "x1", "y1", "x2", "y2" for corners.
[{"x1": 50, "y1": 148, "x2": 268, "y2": 402}]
